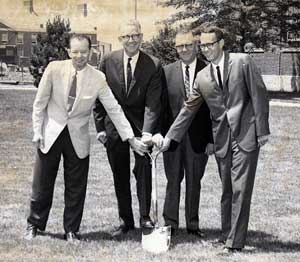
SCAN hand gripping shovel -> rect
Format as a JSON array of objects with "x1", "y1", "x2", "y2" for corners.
[{"x1": 142, "y1": 150, "x2": 171, "y2": 253}]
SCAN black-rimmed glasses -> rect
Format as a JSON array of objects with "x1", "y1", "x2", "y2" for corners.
[
  {"x1": 175, "y1": 43, "x2": 194, "y2": 51},
  {"x1": 119, "y1": 34, "x2": 142, "y2": 42}
]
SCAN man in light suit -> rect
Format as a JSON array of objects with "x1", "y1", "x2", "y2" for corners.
[
  {"x1": 93, "y1": 20, "x2": 162, "y2": 237},
  {"x1": 161, "y1": 25, "x2": 270, "y2": 253},
  {"x1": 160, "y1": 31, "x2": 213, "y2": 237},
  {"x1": 25, "y1": 35, "x2": 144, "y2": 242}
]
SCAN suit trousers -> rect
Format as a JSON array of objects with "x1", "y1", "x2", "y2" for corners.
[
  {"x1": 106, "y1": 137, "x2": 152, "y2": 227},
  {"x1": 163, "y1": 134, "x2": 208, "y2": 230},
  {"x1": 215, "y1": 135, "x2": 259, "y2": 249},
  {"x1": 27, "y1": 126, "x2": 89, "y2": 233}
]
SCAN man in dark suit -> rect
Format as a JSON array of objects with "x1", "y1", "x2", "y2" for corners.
[
  {"x1": 93, "y1": 20, "x2": 162, "y2": 237},
  {"x1": 161, "y1": 25, "x2": 270, "y2": 253},
  {"x1": 160, "y1": 31, "x2": 213, "y2": 237}
]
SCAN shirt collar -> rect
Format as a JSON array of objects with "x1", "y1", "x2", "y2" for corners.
[
  {"x1": 211, "y1": 52, "x2": 225, "y2": 68},
  {"x1": 182, "y1": 57, "x2": 197, "y2": 69},
  {"x1": 123, "y1": 50, "x2": 140, "y2": 64},
  {"x1": 70, "y1": 60, "x2": 88, "y2": 75}
]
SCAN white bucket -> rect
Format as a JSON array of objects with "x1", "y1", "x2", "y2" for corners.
[{"x1": 142, "y1": 225, "x2": 171, "y2": 253}]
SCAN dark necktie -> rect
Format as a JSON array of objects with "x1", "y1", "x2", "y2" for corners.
[
  {"x1": 184, "y1": 65, "x2": 190, "y2": 99},
  {"x1": 126, "y1": 57, "x2": 132, "y2": 94},
  {"x1": 68, "y1": 71, "x2": 77, "y2": 112},
  {"x1": 216, "y1": 65, "x2": 223, "y2": 90}
]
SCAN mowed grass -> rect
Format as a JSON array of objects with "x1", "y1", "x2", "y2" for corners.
[{"x1": 0, "y1": 88, "x2": 300, "y2": 262}]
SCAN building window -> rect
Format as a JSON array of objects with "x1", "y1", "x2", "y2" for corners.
[
  {"x1": 17, "y1": 33, "x2": 24, "y2": 44},
  {"x1": 31, "y1": 33, "x2": 37, "y2": 44},
  {"x1": 6, "y1": 49, "x2": 14, "y2": 56},
  {"x1": 17, "y1": 47, "x2": 24, "y2": 57},
  {"x1": 2, "y1": 33, "x2": 8, "y2": 44}
]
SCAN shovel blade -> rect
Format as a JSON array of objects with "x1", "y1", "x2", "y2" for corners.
[{"x1": 142, "y1": 226, "x2": 171, "y2": 253}]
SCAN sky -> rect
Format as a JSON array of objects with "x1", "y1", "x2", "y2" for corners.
[{"x1": 0, "y1": 0, "x2": 177, "y2": 49}]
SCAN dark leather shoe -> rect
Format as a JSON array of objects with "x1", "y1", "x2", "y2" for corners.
[
  {"x1": 211, "y1": 238, "x2": 226, "y2": 247},
  {"x1": 24, "y1": 223, "x2": 37, "y2": 240},
  {"x1": 187, "y1": 229, "x2": 206, "y2": 238},
  {"x1": 65, "y1": 232, "x2": 81, "y2": 242},
  {"x1": 140, "y1": 217, "x2": 154, "y2": 229},
  {"x1": 164, "y1": 224, "x2": 176, "y2": 236},
  {"x1": 111, "y1": 224, "x2": 134, "y2": 238}
]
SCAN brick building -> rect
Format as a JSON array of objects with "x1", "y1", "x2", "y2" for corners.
[{"x1": 0, "y1": 19, "x2": 111, "y2": 68}]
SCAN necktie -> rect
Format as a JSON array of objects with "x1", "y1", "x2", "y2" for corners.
[
  {"x1": 184, "y1": 65, "x2": 190, "y2": 99},
  {"x1": 126, "y1": 57, "x2": 132, "y2": 94},
  {"x1": 216, "y1": 65, "x2": 223, "y2": 90},
  {"x1": 68, "y1": 71, "x2": 77, "y2": 112}
]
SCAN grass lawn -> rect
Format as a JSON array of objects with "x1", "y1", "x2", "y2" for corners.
[{"x1": 0, "y1": 88, "x2": 299, "y2": 262}]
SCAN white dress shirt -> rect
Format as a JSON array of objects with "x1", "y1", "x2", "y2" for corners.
[
  {"x1": 181, "y1": 58, "x2": 197, "y2": 94},
  {"x1": 123, "y1": 51, "x2": 140, "y2": 88},
  {"x1": 211, "y1": 52, "x2": 225, "y2": 87}
]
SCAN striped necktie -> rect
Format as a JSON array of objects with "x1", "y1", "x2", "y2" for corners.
[
  {"x1": 67, "y1": 71, "x2": 77, "y2": 112},
  {"x1": 184, "y1": 65, "x2": 190, "y2": 99}
]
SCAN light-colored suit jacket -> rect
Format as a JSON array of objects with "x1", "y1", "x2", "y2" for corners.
[
  {"x1": 32, "y1": 59, "x2": 134, "y2": 159},
  {"x1": 166, "y1": 52, "x2": 270, "y2": 158}
]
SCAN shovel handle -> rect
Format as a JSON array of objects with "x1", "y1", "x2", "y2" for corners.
[{"x1": 147, "y1": 149, "x2": 161, "y2": 225}]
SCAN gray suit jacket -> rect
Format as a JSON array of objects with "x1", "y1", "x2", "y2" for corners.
[{"x1": 166, "y1": 52, "x2": 270, "y2": 158}]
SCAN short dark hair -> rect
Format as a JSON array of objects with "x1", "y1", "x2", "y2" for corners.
[
  {"x1": 69, "y1": 34, "x2": 92, "y2": 49},
  {"x1": 193, "y1": 23, "x2": 224, "y2": 41}
]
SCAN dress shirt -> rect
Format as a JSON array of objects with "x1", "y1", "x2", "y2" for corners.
[
  {"x1": 123, "y1": 51, "x2": 140, "y2": 89},
  {"x1": 181, "y1": 58, "x2": 197, "y2": 94},
  {"x1": 211, "y1": 52, "x2": 225, "y2": 87}
]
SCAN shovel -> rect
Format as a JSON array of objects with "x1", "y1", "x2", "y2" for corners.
[{"x1": 142, "y1": 149, "x2": 171, "y2": 253}]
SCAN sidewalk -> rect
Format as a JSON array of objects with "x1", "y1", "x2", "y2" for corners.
[
  {"x1": 0, "y1": 83, "x2": 35, "y2": 90},
  {"x1": 1, "y1": 84, "x2": 300, "y2": 107}
]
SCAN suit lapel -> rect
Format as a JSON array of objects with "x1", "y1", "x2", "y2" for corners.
[
  {"x1": 64, "y1": 60, "x2": 73, "y2": 110},
  {"x1": 195, "y1": 59, "x2": 203, "y2": 79},
  {"x1": 114, "y1": 50, "x2": 127, "y2": 98},
  {"x1": 71, "y1": 66, "x2": 92, "y2": 112},
  {"x1": 174, "y1": 61, "x2": 185, "y2": 98},
  {"x1": 223, "y1": 52, "x2": 233, "y2": 88},
  {"x1": 127, "y1": 51, "x2": 143, "y2": 96}
]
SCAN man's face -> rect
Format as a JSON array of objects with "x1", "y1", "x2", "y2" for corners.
[
  {"x1": 68, "y1": 38, "x2": 91, "y2": 71},
  {"x1": 118, "y1": 24, "x2": 143, "y2": 57},
  {"x1": 199, "y1": 32, "x2": 224, "y2": 63},
  {"x1": 175, "y1": 33, "x2": 197, "y2": 65}
]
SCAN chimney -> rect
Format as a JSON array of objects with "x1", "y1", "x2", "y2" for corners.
[
  {"x1": 77, "y1": 3, "x2": 88, "y2": 17},
  {"x1": 23, "y1": 0, "x2": 33, "y2": 13}
]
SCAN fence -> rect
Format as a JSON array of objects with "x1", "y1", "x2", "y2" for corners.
[{"x1": 250, "y1": 50, "x2": 300, "y2": 92}]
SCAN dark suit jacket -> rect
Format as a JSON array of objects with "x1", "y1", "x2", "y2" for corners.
[
  {"x1": 166, "y1": 52, "x2": 270, "y2": 158},
  {"x1": 162, "y1": 59, "x2": 213, "y2": 153},
  {"x1": 93, "y1": 49, "x2": 162, "y2": 148}
]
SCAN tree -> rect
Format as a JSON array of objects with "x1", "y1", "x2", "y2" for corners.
[
  {"x1": 142, "y1": 24, "x2": 178, "y2": 66},
  {"x1": 160, "y1": 0, "x2": 300, "y2": 52},
  {"x1": 30, "y1": 16, "x2": 71, "y2": 87}
]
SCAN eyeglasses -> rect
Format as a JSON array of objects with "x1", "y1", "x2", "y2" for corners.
[
  {"x1": 199, "y1": 39, "x2": 221, "y2": 49},
  {"x1": 175, "y1": 43, "x2": 194, "y2": 51},
  {"x1": 119, "y1": 34, "x2": 141, "y2": 42}
]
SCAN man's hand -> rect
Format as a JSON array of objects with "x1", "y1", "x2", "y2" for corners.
[
  {"x1": 141, "y1": 133, "x2": 153, "y2": 146},
  {"x1": 32, "y1": 134, "x2": 44, "y2": 149},
  {"x1": 152, "y1": 133, "x2": 164, "y2": 149},
  {"x1": 258, "y1": 135, "x2": 269, "y2": 147},
  {"x1": 205, "y1": 143, "x2": 214, "y2": 155},
  {"x1": 160, "y1": 137, "x2": 171, "y2": 152},
  {"x1": 128, "y1": 137, "x2": 149, "y2": 156},
  {"x1": 97, "y1": 131, "x2": 107, "y2": 145}
]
